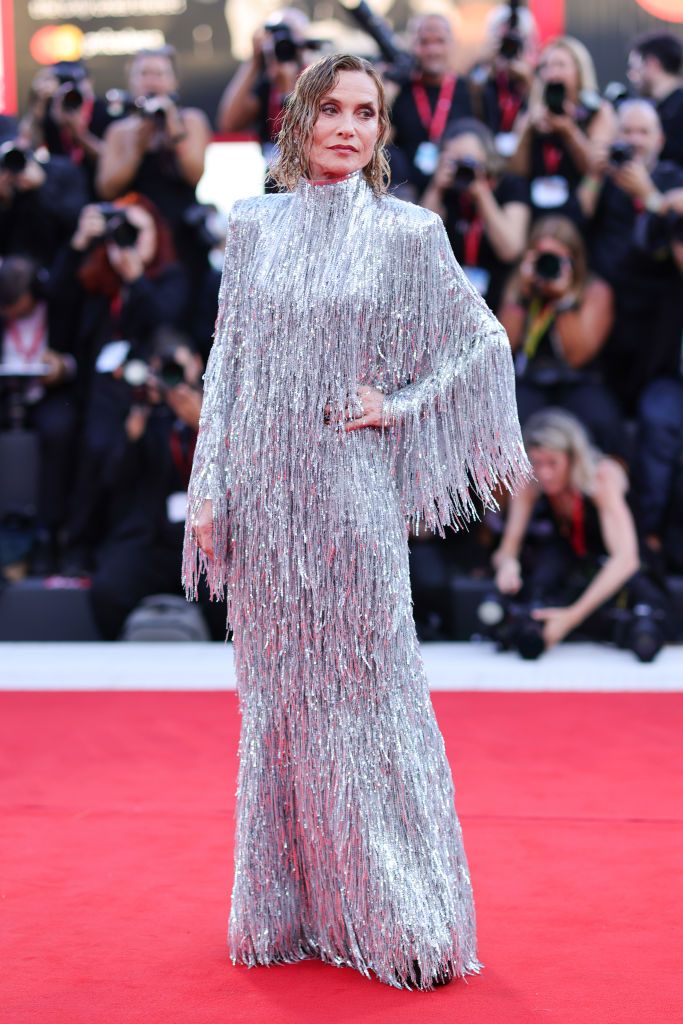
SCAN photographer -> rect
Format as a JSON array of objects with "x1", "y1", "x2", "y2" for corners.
[
  {"x1": 52, "y1": 194, "x2": 188, "y2": 573},
  {"x1": 628, "y1": 32, "x2": 683, "y2": 168},
  {"x1": 421, "y1": 119, "x2": 530, "y2": 312},
  {"x1": 18, "y1": 61, "x2": 113, "y2": 197},
  {"x1": 633, "y1": 205, "x2": 683, "y2": 568},
  {"x1": 499, "y1": 216, "x2": 622, "y2": 456},
  {"x1": 467, "y1": 3, "x2": 538, "y2": 157},
  {"x1": 217, "y1": 9, "x2": 312, "y2": 162},
  {"x1": 390, "y1": 13, "x2": 472, "y2": 196},
  {"x1": 0, "y1": 139, "x2": 87, "y2": 267},
  {"x1": 88, "y1": 334, "x2": 224, "y2": 640},
  {"x1": 579, "y1": 99, "x2": 683, "y2": 414},
  {"x1": 0, "y1": 256, "x2": 79, "y2": 573},
  {"x1": 509, "y1": 36, "x2": 615, "y2": 222},
  {"x1": 490, "y1": 408, "x2": 669, "y2": 659},
  {"x1": 97, "y1": 47, "x2": 211, "y2": 247}
]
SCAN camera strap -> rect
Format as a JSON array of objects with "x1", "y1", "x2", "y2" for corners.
[
  {"x1": 541, "y1": 141, "x2": 563, "y2": 176},
  {"x1": 169, "y1": 424, "x2": 196, "y2": 489},
  {"x1": 412, "y1": 74, "x2": 457, "y2": 143},
  {"x1": 522, "y1": 297, "x2": 556, "y2": 361},
  {"x1": 59, "y1": 96, "x2": 94, "y2": 165},
  {"x1": 4, "y1": 303, "x2": 48, "y2": 363}
]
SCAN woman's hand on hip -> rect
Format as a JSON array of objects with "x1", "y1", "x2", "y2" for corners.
[
  {"x1": 344, "y1": 385, "x2": 389, "y2": 432},
  {"x1": 192, "y1": 498, "x2": 214, "y2": 559}
]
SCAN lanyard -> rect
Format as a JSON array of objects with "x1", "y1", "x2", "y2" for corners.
[
  {"x1": 5, "y1": 305, "x2": 47, "y2": 363},
  {"x1": 496, "y1": 71, "x2": 523, "y2": 132},
  {"x1": 59, "y1": 96, "x2": 95, "y2": 164},
  {"x1": 412, "y1": 74, "x2": 457, "y2": 143},
  {"x1": 522, "y1": 297, "x2": 557, "y2": 360},
  {"x1": 570, "y1": 490, "x2": 587, "y2": 558},
  {"x1": 169, "y1": 424, "x2": 196, "y2": 489},
  {"x1": 459, "y1": 196, "x2": 484, "y2": 266},
  {"x1": 541, "y1": 141, "x2": 563, "y2": 176}
]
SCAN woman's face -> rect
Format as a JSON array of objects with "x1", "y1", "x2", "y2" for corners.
[
  {"x1": 538, "y1": 46, "x2": 579, "y2": 97},
  {"x1": 124, "y1": 205, "x2": 158, "y2": 265},
  {"x1": 306, "y1": 70, "x2": 381, "y2": 181},
  {"x1": 529, "y1": 446, "x2": 571, "y2": 496}
]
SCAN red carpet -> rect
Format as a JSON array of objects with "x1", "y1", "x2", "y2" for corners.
[{"x1": 2, "y1": 689, "x2": 681, "y2": 1024}]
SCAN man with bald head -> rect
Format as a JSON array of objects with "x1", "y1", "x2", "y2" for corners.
[
  {"x1": 390, "y1": 13, "x2": 472, "y2": 196},
  {"x1": 580, "y1": 99, "x2": 683, "y2": 414}
]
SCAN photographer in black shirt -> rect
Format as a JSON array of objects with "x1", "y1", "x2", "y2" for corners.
[
  {"x1": 421, "y1": 119, "x2": 530, "y2": 312},
  {"x1": 628, "y1": 32, "x2": 683, "y2": 168},
  {"x1": 0, "y1": 140, "x2": 87, "y2": 267},
  {"x1": 579, "y1": 99, "x2": 683, "y2": 413},
  {"x1": 390, "y1": 13, "x2": 472, "y2": 197}
]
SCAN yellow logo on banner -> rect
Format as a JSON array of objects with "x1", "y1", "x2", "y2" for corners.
[{"x1": 30, "y1": 25, "x2": 84, "y2": 65}]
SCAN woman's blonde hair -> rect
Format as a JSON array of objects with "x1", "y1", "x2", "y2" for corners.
[
  {"x1": 523, "y1": 408, "x2": 601, "y2": 494},
  {"x1": 270, "y1": 53, "x2": 391, "y2": 195},
  {"x1": 540, "y1": 35, "x2": 599, "y2": 94}
]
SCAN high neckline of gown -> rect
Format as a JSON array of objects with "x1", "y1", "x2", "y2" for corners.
[{"x1": 293, "y1": 169, "x2": 371, "y2": 212}]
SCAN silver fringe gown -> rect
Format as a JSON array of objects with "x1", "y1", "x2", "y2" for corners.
[{"x1": 182, "y1": 169, "x2": 532, "y2": 990}]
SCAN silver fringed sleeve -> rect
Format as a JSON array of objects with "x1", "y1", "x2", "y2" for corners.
[
  {"x1": 181, "y1": 202, "x2": 257, "y2": 601},
  {"x1": 182, "y1": 170, "x2": 532, "y2": 990},
  {"x1": 381, "y1": 214, "x2": 533, "y2": 533}
]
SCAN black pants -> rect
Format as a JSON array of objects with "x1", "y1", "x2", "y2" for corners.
[{"x1": 23, "y1": 389, "x2": 78, "y2": 532}]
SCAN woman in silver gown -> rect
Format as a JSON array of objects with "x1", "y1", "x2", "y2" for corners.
[{"x1": 183, "y1": 54, "x2": 532, "y2": 991}]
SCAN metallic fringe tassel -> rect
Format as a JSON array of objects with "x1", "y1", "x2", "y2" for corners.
[{"x1": 182, "y1": 170, "x2": 532, "y2": 990}]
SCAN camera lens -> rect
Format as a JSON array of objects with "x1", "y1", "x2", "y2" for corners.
[
  {"x1": 0, "y1": 145, "x2": 28, "y2": 174},
  {"x1": 534, "y1": 252, "x2": 563, "y2": 281},
  {"x1": 61, "y1": 85, "x2": 84, "y2": 112}
]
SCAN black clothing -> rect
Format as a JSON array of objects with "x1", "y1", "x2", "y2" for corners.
[
  {"x1": 0, "y1": 156, "x2": 88, "y2": 267},
  {"x1": 391, "y1": 76, "x2": 472, "y2": 195},
  {"x1": 125, "y1": 139, "x2": 198, "y2": 245},
  {"x1": 442, "y1": 173, "x2": 530, "y2": 312},
  {"x1": 587, "y1": 160, "x2": 683, "y2": 412},
  {"x1": 467, "y1": 68, "x2": 528, "y2": 137},
  {"x1": 42, "y1": 97, "x2": 115, "y2": 197},
  {"x1": 657, "y1": 86, "x2": 683, "y2": 168},
  {"x1": 527, "y1": 100, "x2": 598, "y2": 224}
]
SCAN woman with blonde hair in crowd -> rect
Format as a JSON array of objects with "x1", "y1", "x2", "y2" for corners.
[
  {"x1": 508, "y1": 35, "x2": 615, "y2": 221},
  {"x1": 492, "y1": 407, "x2": 669, "y2": 658}
]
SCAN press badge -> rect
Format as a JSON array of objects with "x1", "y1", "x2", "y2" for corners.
[
  {"x1": 413, "y1": 141, "x2": 439, "y2": 176},
  {"x1": 495, "y1": 132, "x2": 518, "y2": 158},
  {"x1": 531, "y1": 175, "x2": 570, "y2": 209},
  {"x1": 462, "y1": 265, "x2": 491, "y2": 297}
]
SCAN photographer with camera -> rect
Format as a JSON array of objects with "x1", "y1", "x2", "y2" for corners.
[
  {"x1": 489, "y1": 408, "x2": 670, "y2": 661},
  {"x1": 390, "y1": 13, "x2": 472, "y2": 197},
  {"x1": 87, "y1": 331, "x2": 223, "y2": 639},
  {"x1": 0, "y1": 138, "x2": 87, "y2": 267},
  {"x1": 217, "y1": 9, "x2": 314, "y2": 162},
  {"x1": 467, "y1": 3, "x2": 538, "y2": 158},
  {"x1": 0, "y1": 256, "x2": 80, "y2": 573},
  {"x1": 51, "y1": 194, "x2": 188, "y2": 573},
  {"x1": 97, "y1": 47, "x2": 210, "y2": 248},
  {"x1": 18, "y1": 61, "x2": 115, "y2": 197},
  {"x1": 509, "y1": 36, "x2": 615, "y2": 222},
  {"x1": 579, "y1": 99, "x2": 683, "y2": 414},
  {"x1": 421, "y1": 119, "x2": 530, "y2": 312},
  {"x1": 499, "y1": 215, "x2": 622, "y2": 456},
  {"x1": 628, "y1": 33, "x2": 683, "y2": 169}
]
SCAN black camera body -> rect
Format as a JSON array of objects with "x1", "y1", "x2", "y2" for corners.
[
  {"x1": 52, "y1": 62, "x2": 88, "y2": 112},
  {"x1": 264, "y1": 20, "x2": 323, "y2": 64},
  {"x1": 534, "y1": 251, "x2": 564, "y2": 282},
  {"x1": 134, "y1": 93, "x2": 178, "y2": 124},
  {"x1": 609, "y1": 141, "x2": 635, "y2": 167},
  {"x1": 609, "y1": 604, "x2": 666, "y2": 663},
  {"x1": 543, "y1": 80, "x2": 566, "y2": 116},
  {"x1": 476, "y1": 594, "x2": 546, "y2": 660},
  {"x1": 98, "y1": 203, "x2": 140, "y2": 249},
  {"x1": 499, "y1": 31, "x2": 523, "y2": 61},
  {"x1": 0, "y1": 141, "x2": 29, "y2": 174}
]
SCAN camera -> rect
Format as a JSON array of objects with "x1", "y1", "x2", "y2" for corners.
[
  {"x1": 264, "y1": 19, "x2": 324, "y2": 64},
  {"x1": 339, "y1": 0, "x2": 416, "y2": 85},
  {"x1": 543, "y1": 80, "x2": 566, "y2": 116},
  {"x1": 609, "y1": 141, "x2": 635, "y2": 167},
  {"x1": 609, "y1": 604, "x2": 666, "y2": 663},
  {"x1": 0, "y1": 141, "x2": 29, "y2": 174},
  {"x1": 451, "y1": 157, "x2": 481, "y2": 190},
  {"x1": 534, "y1": 251, "x2": 564, "y2": 281},
  {"x1": 98, "y1": 203, "x2": 140, "y2": 249},
  {"x1": 476, "y1": 594, "x2": 546, "y2": 660},
  {"x1": 182, "y1": 204, "x2": 225, "y2": 251},
  {"x1": 104, "y1": 89, "x2": 137, "y2": 120},
  {"x1": 134, "y1": 93, "x2": 178, "y2": 124},
  {"x1": 52, "y1": 62, "x2": 88, "y2": 112}
]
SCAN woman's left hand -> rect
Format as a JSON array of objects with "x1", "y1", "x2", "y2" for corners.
[
  {"x1": 531, "y1": 606, "x2": 580, "y2": 648},
  {"x1": 344, "y1": 385, "x2": 388, "y2": 432}
]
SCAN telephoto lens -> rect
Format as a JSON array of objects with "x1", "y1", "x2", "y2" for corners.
[
  {"x1": 608, "y1": 141, "x2": 635, "y2": 167},
  {"x1": 0, "y1": 142, "x2": 28, "y2": 174},
  {"x1": 534, "y1": 251, "x2": 563, "y2": 281}
]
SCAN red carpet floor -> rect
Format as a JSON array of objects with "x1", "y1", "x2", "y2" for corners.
[{"x1": 2, "y1": 689, "x2": 681, "y2": 1024}]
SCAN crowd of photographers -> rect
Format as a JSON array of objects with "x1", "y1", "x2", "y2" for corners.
[{"x1": 1, "y1": 4, "x2": 682, "y2": 657}]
